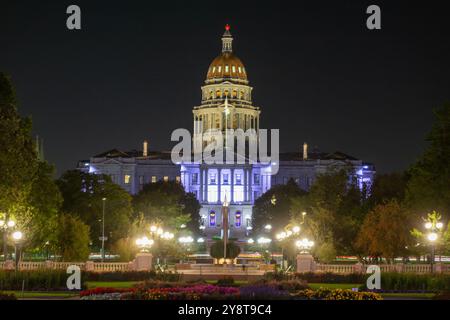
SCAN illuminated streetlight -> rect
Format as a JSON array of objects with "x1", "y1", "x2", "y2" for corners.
[
  {"x1": 150, "y1": 225, "x2": 157, "y2": 233},
  {"x1": 197, "y1": 238, "x2": 205, "y2": 243},
  {"x1": 135, "y1": 236, "x2": 154, "y2": 252},
  {"x1": 257, "y1": 237, "x2": 272, "y2": 245},
  {"x1": 247, "y1": 238, "x2": 254, "y2": 244},
  {"x1": 296, "y1": 238, "x2": 314, "y2": 254},
  {"x1": 11, "y1": 230, "x2": 24, "y2": 271},
  {"x1": 425, "y1": 222, "x2": 432, "y2": 229},
  {"x1": 264, "y1": 224, "x2": 272, "y2": 231},
  {"x1": 292, "y1": 226, "x2": 300, "y2": 233},
  {"x1": 427, "y1": 232, "x2": 438, "y2": 242}
]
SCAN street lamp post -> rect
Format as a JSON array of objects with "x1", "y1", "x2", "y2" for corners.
[
  {"x1": 101, "y1": 197, "x2": 106, "y2": 262},
  {"x1": 12, "y1": 231, "x2": 23, "y2": 272},
  {"x1": 424, "y1": 216, "x2": 443, "y2": 273},
  {"x1": 0, "y1": 218, "x2": 16, "y2": 260}
]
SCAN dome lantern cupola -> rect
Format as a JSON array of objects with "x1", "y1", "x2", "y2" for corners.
[
  {"x1": 222, "y1": 24, "x2": 233, "y2": 53},
  {"x1": 205, "y1": 25, "x2": 248, "y2": 85}
]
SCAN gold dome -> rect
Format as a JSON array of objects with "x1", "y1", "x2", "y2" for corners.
[{"x1": 205, "y1": 25, "x2": 248, "y2": 84}]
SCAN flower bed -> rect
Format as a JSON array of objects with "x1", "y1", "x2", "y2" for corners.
[{"x1": 293, "y1": 288, "x2": 382, "y2": 300}]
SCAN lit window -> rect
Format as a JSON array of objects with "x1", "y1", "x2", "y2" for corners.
[
  {"x1": 225, "y1": 65, "x2": 229, "y2": 72},
  {"x1": 163, "y1": 176, "x2": 169, "y2": 182},
  {"x1": 124, "y1": 175, "x2": 131, "y2": 184},
  {"x1": 238, "y1": 66, "x2": 242, "y2": 73},
  {"x1": 176, "y1": 176, "x2": 181, "y2": 183},
  {"x1": 223, "y1": 174, "x2": 229, "y2": 184},
  {"x1": 151, "y1": 176, "x2": 157, "y2": 183},
  {"x1": 232, "y1": 90, "x2": 237, "y2": 98},
  {"x1": 216, "y1": 90, "x2": 221, "y2": 98},
  {"x1": 218, "y1": 66, "x2": 222, "y2": 72},
  {"x1": 235, "y1": 174, "x2": 242, "y2": 185},
  {"x1": 210, "y1": 173, "x2": 216, "y2": 184},
  {"x1": 209, "y1": 211, "x2": 216, "y2": 227},
  {"x1": 254, "y1": 174, "x2": 260, "y2": 185},
  {"x1": 192, "y1": 173, "x2": 198, "y2": 184},
  {"x1": 232, "y1": 65, "x2": 236, "y2": 73},
  {"x1": 235, "y1": 211, "x2": 242, "y2": 227},
  {"x1": 212, "y1": 66, "x2": 215, "y2": 73}
]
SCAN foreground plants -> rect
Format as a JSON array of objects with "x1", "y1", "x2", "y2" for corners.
[{"x1": 293, "y1": 288, "x2": 382, "y2": 300}]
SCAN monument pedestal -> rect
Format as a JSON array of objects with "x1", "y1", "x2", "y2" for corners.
[
  {"x1": 133, "y1": 253, "x2": 153, "y2": 271},
  {"x1": 296, "y1": 254, "x2": 316, "y2": 273}
]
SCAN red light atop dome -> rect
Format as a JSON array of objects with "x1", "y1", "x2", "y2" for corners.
[{"x1": 225, "y1": 24, "x2": 230, "y2": 31}]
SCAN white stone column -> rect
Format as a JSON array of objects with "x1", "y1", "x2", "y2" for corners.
[
  {"x1": 230, "y1": 168, "x2": 235, "y2": 203},
  {"x1": 218, "y1": 168, "x2": 222, "y2": 203},
  {"x1": 205, "y1": 168, "x2": 209, "y2": 202},
  {"x1": 199, "y1": 168, "x2": 203, "y2": 202},
  {"x1": 296, "y1": 254, "x2": 316, "y2": 273}
]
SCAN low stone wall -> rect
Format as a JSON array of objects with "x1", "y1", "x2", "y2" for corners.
[
  {"x1": 296, "y1": 254, "x2": 450, "y2": 274},
  {"x1": 1, "y1": 253, "x2": 153, "y2": 272}
]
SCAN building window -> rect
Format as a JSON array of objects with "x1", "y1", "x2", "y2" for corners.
[
  {"x1": 151, "y1": 176, "x2": 157, "y2": 183},
  {"x1": 235, "y1": 211, "x2": 242, "y2": 227},
  {"x1": 192, "y1": 173, "x2": 198, "y2": 184},
  {"x1": 124, "y1": 175, "x2": 131, "y2": 184},
  {"x1": 212, "y1": 66, "x2": 216, "y2": 73},
  {"x1": 254, "y1": 174, "x2": 260, "y2": 185},
  {"x1": 210, "y1": 173, "x2": 216, "y2": 184},
  {"x1": 238, "y1": 66, "x2": 242, "y2": 73},
  {"x1": 232, "y1": 65, "x2": 236, "y2": 73},
  {"x1": 209, "y1": 211, "x2": 216, "y2": 227},
  {"x1": 235, "y1": 174, "x2": 242, "y2": 185},
  {"x1": 218, "y1": 66, "x2": 222, "y2": 73},
  {"x1": 254, "y1": 191, "x2": 259, "y2": 200},
  {"x1": 216, "y1": 90, "x2": 221, "y2": 98},
  {"x1": 223, "y1": 174, "x2": 229, "y2": 185},
  {"x1": 110, "y1": 174, "x2": 116, "y2": 183},
  {"x1": 176, "y1": 176, "x2": 181, "y2": 183},
  {"x1": 139, "y1": 176, "x2": 144, "y2": 185},
  {"x1": 225, "y1": 65, "x2": 229, "y2": 72},
  {"x1": 163, "y1": 176, "x2": 169, "y2": 182}
]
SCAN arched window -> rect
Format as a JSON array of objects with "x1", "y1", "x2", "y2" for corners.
[
  {"x1": 209, "y1": 211, "x2": 216, "y2": 227},
  {"x1": 235, "y1": 211, "x2": 242, "y2": 227},
  {"x1": 232, "y1": 90, "x2": 237, "y2": 98},
  {"x1": 216, "y1": 90, "x2": 221, "y2": 98}
]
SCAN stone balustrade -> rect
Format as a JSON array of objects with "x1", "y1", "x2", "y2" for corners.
[
  {"x1": 296, "y1": 254, "x2": 449, "y2": 274},
  {"x1": 0, "y1": 258, "x2": 149, "y2": 272}
]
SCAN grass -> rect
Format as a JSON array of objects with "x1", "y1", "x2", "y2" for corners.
[
  {"x1": 309, "y1": 283, "x2": 361, "y2": 290},
  {"x1": 380, "y1": 293, "x2": 435, "y2": 299},
  {"x1": 86, "y1": 281, "x2": 138, "y2": 289},
  {"x1": 3, "y1": 291, "x2": 77, "y2": 299}
]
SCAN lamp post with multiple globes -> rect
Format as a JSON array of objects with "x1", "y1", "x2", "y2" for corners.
[
  {"x1": 424, "y1": 217, "x2": 444, "y2": 273},
  {"x1": 0, "y1": 217, "x2": 16, "y2": 260}
]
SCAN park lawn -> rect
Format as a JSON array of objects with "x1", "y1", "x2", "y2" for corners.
[
  {"x1": 4, "y1": 291, "x2": 77, "y2": 299},
  {"x1": 381, "y1": 292, "x2": 435, "y2": 299},
  {"x1": 309, "y1": 283, "x2": 362, "y2": 290},
  {"x1": 86, "y1": 281, "x2": 138, "y2": 289}
]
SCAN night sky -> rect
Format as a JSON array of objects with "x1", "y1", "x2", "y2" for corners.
[{"x1": 1, "y1": 0, "x2": 449, "y2": 175}]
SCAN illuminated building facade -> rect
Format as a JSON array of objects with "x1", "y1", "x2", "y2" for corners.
[{"x1": 78, "y1": 26, "x2": 375, "y2": 240}]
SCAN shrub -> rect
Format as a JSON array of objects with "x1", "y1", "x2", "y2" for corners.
[
  {"x1": 0, "y1": 270, "x2": 86, "y2": 291},
  {"x1": 0, "y1": 292, "x2": 17, "y2": 300},
  {"x1": 216, "y1": 277, "x2": 235, "y2": 286},
  {"x1": 210, "y1": 240, "x2": 241, "y2": 260},
  {"x1": 84, "y1": 270, "x2": 181, "y2": 282},
  {"x1": 294, "y1": 272, "x2": 367, "y2": 284},
  {"x1": 363, "y1": 273, "x2": 450, "y2": 292},
  {"x1": 239, "y1": 284, "x2": 290, "y2": 300},
  {"x1": 293, "y1": 288, "x2": 382, "y2": 300}
]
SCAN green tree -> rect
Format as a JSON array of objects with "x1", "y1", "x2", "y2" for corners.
[
  {"x1": 306, "y1": 169, "x2": 365, "y2": 256},
  {"x1": 209, "y1": 240, "x2": 241, "y2": 260},
  {"x1": 132, "y1": 181, "x2": 200, "y2": 232},
  {"x1": 0, "y1": 73, "x2": 38, "y2": 248},
  {"x1": 356, "y1": 200, "x2": 414, "y2": 263},
  {"x1": 54, "y1": 214, "x2": 90, "y2": 261},
  {"x1": 57, "y1": 170, "x2": 132, "y2": 251},
  {"x1": 368, "y1": 172, "x2": 408, "y2": 207},
  {"x1": 406, "y1": 103, "x2": 450, "y2": 216},
  {"x1": 252, "y1": 179, "x2": 306, "y2": 233}
]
